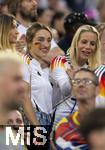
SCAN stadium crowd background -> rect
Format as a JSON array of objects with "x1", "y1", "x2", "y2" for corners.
[{"x1": 0, "y1": 0, "x2": 105, "y2": 150}]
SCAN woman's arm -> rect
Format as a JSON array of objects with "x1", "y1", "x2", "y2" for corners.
[
  {"x1": 50, "y1": 56, "x2": 71, "y2": 97},
  {"x1": 21, "y1": 81, "x2": 39, "y2": 125},
  {"x1": 22, "y1": 60, "x2": 39, "y2": 125}
]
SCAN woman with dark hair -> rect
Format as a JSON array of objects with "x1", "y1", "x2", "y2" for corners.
[
  {"x1": 51, "y1": 11, "x2": 65, "y2": 39},
  {"x1": 37, "y1": 7, "x2": 54, "y2": 27}
]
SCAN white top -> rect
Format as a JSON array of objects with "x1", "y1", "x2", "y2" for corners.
[
  {"x1": 50, "y1": 39, "x2": 58, "y2": 50},
  {"x1": 50, "y1": 56, "x2": 71, "y2": 107},
  {"x1": 23, "y1": 58, "x2": 53, "y2": 114},
  {"x1": 53, "y1": 97, "x2": 78, "y2": 128},
  {"x1": 17, "y1": 24, "x2": 27, "y2": 37}
]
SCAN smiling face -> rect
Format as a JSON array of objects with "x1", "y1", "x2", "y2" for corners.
[
  {"x1": 29, "y1": 29, "x2": 52, "y2": 60},
  {"x1": 76, "y1": 31, "x2": 97, "y2": 63}
]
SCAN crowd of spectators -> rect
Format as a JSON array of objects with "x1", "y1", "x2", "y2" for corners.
[{"x1": 0, "y1": 0, "x2": 104, "y2": 150}]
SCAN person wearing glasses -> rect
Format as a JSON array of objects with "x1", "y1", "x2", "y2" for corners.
[
  {"x1": 51, "y1": 25, "x2": 101, "y2": 127},
  {"x1": 54, "y1": 68, "x2": 99, "y2": 150}
]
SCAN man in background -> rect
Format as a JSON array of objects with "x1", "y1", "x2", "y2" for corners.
[
  {"x1": 55, "y1": 68, "x2": 99, "y2": 149},
  {"x1": 7, "y1": 0, "x2": 64, "y2": 58},
  {"x1": 0, "y1": 51, "x2": 27, "y2": 149}
]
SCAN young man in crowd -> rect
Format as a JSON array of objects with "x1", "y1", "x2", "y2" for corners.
[
  {"x1": 7, "y1": 0, "x2": 38, "y2": 53},
  {"x1": 0, "y1": 51, "x2": 27, "y2": 149},
  {"x1": 8, "y1": 0, "x2": 38, "y2": 33},
  {"x1": 7, "y1": 0, "x2": 64, "y2": 57},
  {"x1": 55, "y1": 68, "x2": 99, "y2": 149}
]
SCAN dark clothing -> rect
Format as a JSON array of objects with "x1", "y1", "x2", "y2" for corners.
[
  {"x1": 58, "y1": 34, "x2": 72, "y2": 54},
  {"x1": 66, "y1": 0, "x2": 86, "y2": 12}
]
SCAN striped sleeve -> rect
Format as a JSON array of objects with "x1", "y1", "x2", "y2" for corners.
[
  {"x1": 95, "y1": 65, "x2": 105, "y2": 97},
  {"x1": 20, "y1": 53, "x2": 30, "y2": 65},
  {"x1": 50, "y1": 56, "x2": 71, "y2": 97},
  {"x1": 51, "y1": 55, "x2": 70, "y2": 71}
]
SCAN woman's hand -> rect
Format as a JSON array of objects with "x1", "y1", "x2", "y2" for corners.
[{"x1": 66, "y1": 66, "x2": 77, "y2": 80}]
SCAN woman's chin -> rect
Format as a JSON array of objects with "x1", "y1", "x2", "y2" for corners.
[
  {"x1": 82, "y1": 54, "x2": 90, "y2": 60},
  {"x1": 42, "y1": 53, "x2": 48, "y2": 57}
]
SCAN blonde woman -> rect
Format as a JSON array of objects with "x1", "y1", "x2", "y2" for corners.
[
  {"x1": 0, "y1": 14, "x2": 26, "y2": 53},
  {"x1": 0, "y1": 14, "x2": 39, "y2": 125},
  {"x1": 69, "y1": 25, "x2": 101, "y2": 70},
  {"x1": 0, "y1": 14, "x2": 18, "y2": 51},
  {"x1": 51, "y1": 25, "x2": 101, "y2": 126}
]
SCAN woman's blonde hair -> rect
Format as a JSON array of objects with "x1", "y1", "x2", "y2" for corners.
[
  {"x1": 69, "y1": 25, "x2": 101, "y2": 70},
  {"x1": 0, "y1": 14, "x2": 16, "y2": 51}
]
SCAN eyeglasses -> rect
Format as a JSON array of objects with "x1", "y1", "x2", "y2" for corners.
[{"x1": 71, "y1": 78, "x2": 96, "y2": 86}]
